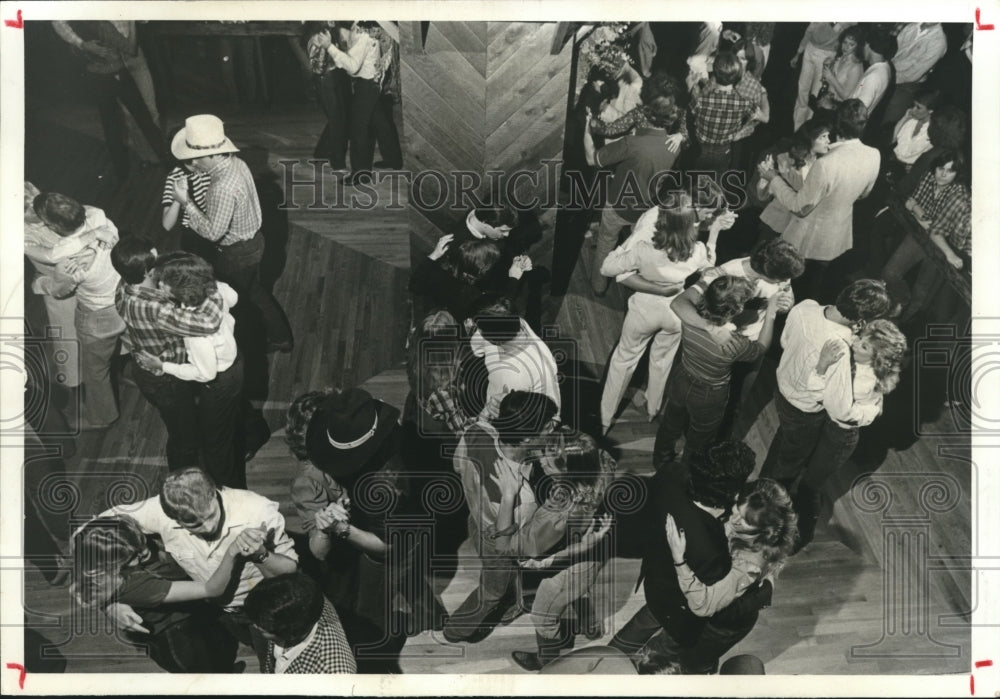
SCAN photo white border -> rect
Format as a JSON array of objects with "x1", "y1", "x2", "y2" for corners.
[{"x1": 1, "y1": 0, "x2": 997, "y2": 695}]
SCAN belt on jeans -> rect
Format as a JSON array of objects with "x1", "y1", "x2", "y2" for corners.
[{"x1": 216, "y1": 231, "x2": 260, "y2": 250}]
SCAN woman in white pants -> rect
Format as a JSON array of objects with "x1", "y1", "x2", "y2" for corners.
[{"x1": 598, "y1": 197, "x2": 731, "y2": 433}]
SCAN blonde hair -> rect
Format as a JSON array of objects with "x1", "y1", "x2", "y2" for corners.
[{"x1": 856, "y1": 319, "x2": 908, "y2": 394}]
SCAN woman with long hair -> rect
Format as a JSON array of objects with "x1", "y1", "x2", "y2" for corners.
[
  {"x1": 665, "y1": 478, "x2": 799, "y2": 617},
  {"x1": 597, "y1": 193, "x2": 730, "y2": 433},
  {"x1": 815, "y1": 26, "x2": 866, "y2": 114},
  {"x1": 756, "y1": 118, "x2": 832, "y2": 241},
  {"x1": 70, "y1": 514, "x2": 252, "y2": 673}
]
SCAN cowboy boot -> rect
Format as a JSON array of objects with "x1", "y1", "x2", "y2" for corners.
[{"x1": 511, "y1": 620, "x2": 575, "y2": 671}]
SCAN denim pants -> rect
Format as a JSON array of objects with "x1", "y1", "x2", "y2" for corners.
[
  {"x1": 314, "y1": 69, "x2": 351, "y2": 168},
  {"x1": 196, "y1": 354, "x2": 246, "y2": 489},
  {"x1": 881, "y1": 233, "x2": 944, "y2": 319},
  {"x1": 530, "y1": 560, "x2": 603, "y2": 640},
  {"x1": 91, "y1": 68, "x2": 170, "y2": 176},
  {"x1": 76, "y1": 304, "x2": 125, "y2": 426},
  {"x1": 654, "y1": 364, "x2": 732, "y2": 477},
  {"x1": 214, "y1": 232, "x2": 293, "y2": 347},
  {"x1": 759, "y1": 389, "x2": 828, "y2": 491},
  {"x1": 443, "y1": 526, "x2": 519, "y2": 640},
  {"x1": 591, "y1": 206, "x2": 632, "y2": 295},
  {"x1": 349, "y1": 78, "x2": 402, "y2": 173},
  {"x1": 133, "y1": 366, "x2": 200, "y2": 470}
]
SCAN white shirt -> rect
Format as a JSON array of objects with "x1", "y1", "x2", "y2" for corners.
[
  {"x1": 850, "y1": 62, "x2": 891, "y2": 112},
  {"x1": 28, "y1": 207, "x2": 121, "y2": 310},
  {"x1": 104, "y1": 487, "x2": 298, "y2": 611},
  {"x1": 470, "y1": 319, "x2": 561, "y2": 421},
  {"x1": 273, "y1": 622, "x2": 319, "y2": 674},
  {"x1": 807, "y1": 360, "x2": 883, "y2": 428},
  {"x1": 892, "y1": 117, "x2": 932, "y2": 165},
  {"x1": 332, "y1": 32, "x2": 378, "y2": 79},
  {"x1": 609, "y1": 206, "x2": 716, "y2": 285},
  {"x1": 776, "y1": 300, "x2": 881, "y2": 426},
  {"x1": 162, "y1": 283, "x2": 239, "y2": 381}
]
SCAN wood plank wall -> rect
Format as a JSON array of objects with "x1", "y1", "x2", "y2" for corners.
[{"x1": 399, "y1": 22, "x2": 572, "y2": 267}]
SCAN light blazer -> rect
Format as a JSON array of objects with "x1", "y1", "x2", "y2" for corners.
[{"x1": 770, "y1": 138, "x2": 880, "y2": 261}]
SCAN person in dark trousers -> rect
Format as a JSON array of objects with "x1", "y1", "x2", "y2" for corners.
[
  {"x1": 609, "y1": 441, "x2": 773, "y2": 674},
  {"x1": 133, "y1": 252, "x2": 248, "y2": 489},
  {"x1": 111, "y1": 238, "x2": 224, "y2": 471}
]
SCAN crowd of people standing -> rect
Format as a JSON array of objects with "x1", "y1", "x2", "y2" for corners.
[{"x1": 21, "y1": 19, "x2": 972, "y2": 676}]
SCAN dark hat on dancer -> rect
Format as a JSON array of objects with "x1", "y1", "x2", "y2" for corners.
[{"x1": 305, "y1": 388, "x2": 400, "y2": 478}]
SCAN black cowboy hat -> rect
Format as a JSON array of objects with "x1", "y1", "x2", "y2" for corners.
[{"x1": 305, "y1": 388, "x2": 400, "y2": 478}]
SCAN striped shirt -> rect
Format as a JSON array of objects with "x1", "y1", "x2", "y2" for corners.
[
  {"x1": 114, "y1": 281, "x2": 225, "y2": 362},
  {"x1": 162, "y1": 167, "x2": 210, "y2": 229},
  {"x1": 696, "y1": 258, "x2": 787, "y2": 342},
  {"x1": 690, "y1": 86, "x2": 754, "y2": 145},
  {"x1": 183, "y1": 156, "x2": 261, "y2": 246},
  {"x1": 678, "y1": 322, "x2": 765, "y2": 386}
]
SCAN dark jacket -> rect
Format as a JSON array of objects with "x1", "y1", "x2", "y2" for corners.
[{"x1": 640, "y1": 472, "x2": 772, "y2": 647}]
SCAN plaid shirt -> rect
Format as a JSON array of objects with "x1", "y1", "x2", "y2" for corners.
[
  {"x1": 264, "y1": 599, "x2": 356, "y2": 674},
  {"x1": 911, "y1": 173, "x2": 970, "y2": 242},
  {"x1": 691, "y1": 85, "x2": 754, "y2": 145},
  {"x1": 184, "y1": 156, "x2": 261, "y2": 246},
  {"x1": 424, "y1": 386, "x2": 476, "y2": 434},
  {"x1": 949, "y1": 207, "x2": 972, "y2": 256},
  {"x1": 114, "y1": 282, "x2": 224, "y2": 362}
]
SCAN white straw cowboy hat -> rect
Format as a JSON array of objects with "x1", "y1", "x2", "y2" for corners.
[{"x1": 171, "y1": 114, "x2": 240, "y2": 160}]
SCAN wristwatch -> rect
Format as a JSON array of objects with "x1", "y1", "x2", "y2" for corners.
[
  {"x1": 252, "y1": 550, "x2": 270, "y2": 564},
  {"x1": 332, "y1": 521, "x2": 352, "y2": 540}
]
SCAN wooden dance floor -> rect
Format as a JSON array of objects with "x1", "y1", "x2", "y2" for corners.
[{"x1": 21, "y1": 104, "x2": 971, "y2": 675}]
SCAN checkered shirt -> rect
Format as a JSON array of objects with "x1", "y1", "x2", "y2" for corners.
[
  {"x1": 264, "y1": 599, "x2": 357, "y2": 674},
  {"x1": 114, "y1": 281, "x2": 224, "y2": 362},
  {"x1": 691, "y1": 86, "x2": 754, "y2": 145},
  {"x1": 911, "y1": 173, "x2": 970, "y2": 244},
  {"x1": 184, "y1": 156, "x2": 262, "y2": 246}
]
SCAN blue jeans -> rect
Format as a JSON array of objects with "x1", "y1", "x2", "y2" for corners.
[
  {"x1": 76, "y1": 304, "x2": 125, "y2": 426},
  {"x1": 654, "y1": 365, "x2": 731, "y2": 479},
  {"x1": 214, "y1": 232, "x2": 293, "y2": 347}
]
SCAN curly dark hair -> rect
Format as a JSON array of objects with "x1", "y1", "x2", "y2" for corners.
[
  {"x1": 439, "y1": 239, "x2": 502, "y2": 287},
  {"x1": 687, "y1": 440, "x2": 755, "y2": 510},
  {"x1": 749, "y1": 238, "x2": 805, "y2": 282},
  {"x1": 286, "y1": 389, "x2": 337, "y2": 461},
  {"x1": 834, "y1": 278, "x2": 896, "y2": 329},
  {"x1": 696, "y1": 275, "x2": 755, "y2": 326},
  {"x1": 154, "y1": 251, "x2": 218, "y2": 307},
  {"x1": 243, "y1": 573, "x2": 325, "y2": 647}
]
